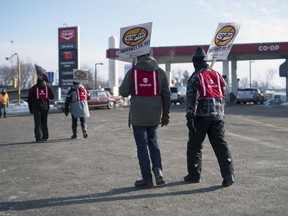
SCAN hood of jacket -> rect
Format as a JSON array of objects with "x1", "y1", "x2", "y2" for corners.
[
  {"x1": 135, "y1": 56, "x2": 159, "y2": 72},
  {"x1": 73, "y1": 83, "x2": 84, "y2": 88},
  {"x1": 36, "y1": 78, "x2": 47, "y2": 87}
]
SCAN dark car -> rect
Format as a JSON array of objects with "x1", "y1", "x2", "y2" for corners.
[
  {"x1": 235, "y1": 88, "x2": 264, "y2": 104},
  {"x1": 170, "y1": 86, "x2": 186, "y2": 105},
  {"x1": 88, "y1": 89, "x2": 123, "y2": 109},
  {"x1": 54, "y1": 97, "x2": 66, "y2": 110}
]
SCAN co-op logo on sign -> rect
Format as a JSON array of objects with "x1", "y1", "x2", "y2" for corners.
[
  {"x1": 258, "y1": 45, "x2": 280, "y2": 51},
  {"x1": 123, "y1": 27, "x2": 148, "y2": 46},
  {"x1": 214, "y1": 25, "x2": 236, "y2": 46},
  {"x1": 61, "y1": 30, "x2": 75, "y2": 40},
  {"x1": 74, "y1": 70, "x2": 87, "y2": 79}
]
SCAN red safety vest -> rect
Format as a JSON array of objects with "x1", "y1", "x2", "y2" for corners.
[
  {"x1": 76, "y1": 87, "x2": 88, "y2": 101},
  {"x1": 36, "y1": 87, "x2": 48, "y2": 99},
  {"x1": 131, "y1": 68, "x2": 160, "y2": 96},
  {"x1": 197, "y1": 69, "x2": 224, "y2": 98}
]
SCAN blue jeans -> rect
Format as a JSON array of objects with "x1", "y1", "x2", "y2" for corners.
[
  {"x1": 0, "y1": 104, "x2": 7, "y2": 117},
  {"x1": 132, "y1": 125, "x2": 162, "y2": 180}
]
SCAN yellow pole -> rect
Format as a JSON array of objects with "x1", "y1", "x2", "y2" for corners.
[{"x1": 16, "y1": 54, "x2": 21, "y2": 106}]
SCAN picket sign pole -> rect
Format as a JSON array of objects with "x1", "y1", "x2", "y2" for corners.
[
  {"x1": 132, "y1": 57, "x2": 136, "y2": 66},
  {"x1": 210, "y1": 59, "x2": 216, "y2": 68}
]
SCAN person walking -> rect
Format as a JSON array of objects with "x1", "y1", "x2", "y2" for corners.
[
  {"x1": 119, "y1": 53, "x2": 171, "y2": 189},
  {"x1": 185, "y1": 47, "x2": 235, "y2": 187},
  {"x1": 28, "y1": 65, "x2": 55, "y2": 143},
  {"x1": 0, "y1": 89, "x2": 9, "y2": 118},
  {"x1": 64, "y1": 81, "x2": 90, "y2": 139}
]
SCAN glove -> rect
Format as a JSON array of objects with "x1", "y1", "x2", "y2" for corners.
[
  {"x1": 161, "y1": 113, "x2": 170, "y2": 127},
  {"x1": 186, "y1": 113, "x2": 196, "y2": 132},
  {"x1": 64, "y1": 108, "x2": 69, "y2": 116},
  {"x1": 127, "y1": 112, "x2": 131, "y2": 128},
  {"x1": 187, "y1": 118, "x2": 196, "y2": 132}
]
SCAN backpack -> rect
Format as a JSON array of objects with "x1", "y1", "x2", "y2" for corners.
[
  {"x1": 197, "y1": 69, "x2": 224, "y2": 98},
  {"x1": 131, "y1": 68, "x2": 160, "y2": 96},
  {"x1": 76, "y1": 87, "x2": 88, "y2": 101}
]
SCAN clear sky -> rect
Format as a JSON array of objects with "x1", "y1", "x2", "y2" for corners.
[{"x1": 1, "y1": 0, "x2": 288, "y2": 87}]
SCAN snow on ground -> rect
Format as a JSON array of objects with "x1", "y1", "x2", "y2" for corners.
[{"x1": 7, "y1": 104, "x2": 56, "y2": 115}]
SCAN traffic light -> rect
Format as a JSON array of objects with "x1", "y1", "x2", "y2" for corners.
[
  {"x1": 33, "y1": 74, "x2": 37, "y2": 84},
  {"x1": 12, "y1": 77, "x2": 17, "y2": 88}
]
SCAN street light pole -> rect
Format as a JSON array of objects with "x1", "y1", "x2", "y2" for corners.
[
  {"x1": 249, "y1": 60, "x2": 255, "y2": 88},
  {"x1": 95, "y1": 63, "x2": 103, "y2": 89},
  {"x1": 6, "y1": 53, "x2": 21, "y2": 105}
]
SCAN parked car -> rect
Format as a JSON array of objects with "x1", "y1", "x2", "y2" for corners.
[
  {"x1": 88, "y1": 89, "x2": 123, "y2": 109},
  {"x1": 235, "y1": 88, "x2": 264, "y2": 104},
  {"x1": 170, "y1": 86, "x2": 186, "y2": 105},
  {"x1": 9, "y1": 99, "x2": 28, "y2": 106},
  {"x1": 54, "y1": 97, "x2": 66, "y2": 110}
]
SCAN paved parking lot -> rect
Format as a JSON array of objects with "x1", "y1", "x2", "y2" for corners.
[{"x1": 0, "y1": 104, "x2": 288, "y2": 216}]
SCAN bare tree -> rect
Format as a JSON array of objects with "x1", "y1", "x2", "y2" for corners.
[
  {"x1": 0, "y1": 65, "x2": 16, "y2": 88},
  {"x1": 182, "y1": 70, "x2": 190, "y2": 86},
  {"x1": 239, "y1": 77, "x2": 249, "y2": 88},
  {"x1": 21, "y1": 61, "x2": 35, "y2": 89},
  {"x1": 259, "y1": 68, "x2": 277, "y2": 89},
  {"x1": 0, "y1": 60, "x2": 36, "y2": 89}
]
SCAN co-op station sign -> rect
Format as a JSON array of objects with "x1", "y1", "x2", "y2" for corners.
[{"x1": 58, "y1": 26, "x2": 79, "y2": 87}]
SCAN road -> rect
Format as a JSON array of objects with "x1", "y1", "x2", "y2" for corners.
[{"x1": 0, "y1": 104, "x2": 288, "y2": 216}]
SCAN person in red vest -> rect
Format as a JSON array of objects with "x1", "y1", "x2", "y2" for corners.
[
  {"x1": 119, "y1": 53, "x2": 171, "y2": 188},
  {"x1": 28, "y1": 65, "x2": 55, "y2": 143},
  {"x1": 185, "y1": 47, "x2": 235, "y2": 187},
  {"x1": 0, "y1": 89, "x2": 9, "y2": 118},
  {"x1": 64, "y1": 81, "x2": 90, "y2": 139}
]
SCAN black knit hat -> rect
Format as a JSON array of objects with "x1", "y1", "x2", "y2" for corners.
[
  {"x1": 192, "y1": 47, "x2": 206, "y2": 62},
  {"x1": 137, "y1": 53, "x2": 150, "y2": 61}
]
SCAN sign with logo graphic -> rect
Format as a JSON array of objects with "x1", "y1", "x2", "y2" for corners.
[
  {"x1": 119, "y1": 22, "x2": 152, "y2": 59},
  {"x1": 73, "y1": 69, "x2": 88, "y2": 84},
  {"x1": 205, "y1": 23, "x2": 240, "y2": 61},
  {"x1": 58, "y1": 26, "x2": 79, "y2": 87},
  {"x1": 47, "y1": 72, "x2": 54, "y2": 83}
]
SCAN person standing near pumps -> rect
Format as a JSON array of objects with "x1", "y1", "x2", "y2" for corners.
[
  {"x1": 28, "y1": 65, "x2": 55, "y2": 143},
  {"x1": 185, "y1": 47, "x2": 235, "y2": 187},
  {"x1": 64, "y1": 80, "x2": 90, "y2": 139},
  {"x1": 119, "y1": 53, "x2": 171, "y2": 189},
  {"x1": 0, "y1": 89, "x2": 9, "y2": 118}
]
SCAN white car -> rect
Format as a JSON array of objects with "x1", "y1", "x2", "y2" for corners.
[
  {"x1": 170, "y1": 86, "x2": 186, "y2": 105},
  {"x1": 9, "y1": 99, "x2": 28, "y2": 106},
  {"x1": 235, "y1": 88, "x2": 264, "y2": 104}
]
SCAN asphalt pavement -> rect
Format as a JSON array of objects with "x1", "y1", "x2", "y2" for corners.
[{"x1": 0, "y1": 104, "x2": 288, "y2": 216}]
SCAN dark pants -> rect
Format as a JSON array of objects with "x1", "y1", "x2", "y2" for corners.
[
  {"x1": 33, "y1": 109, "x2": 49, "y2": 141},
  {"x1": 71, "y1": 115, "x2": 87, "y2": 134},
  {"x1": 0, "y1": 104, "x2": 7, "y2": 118},
  {"x1": 132, "y1": 125, "x2": 162, "y2": 180},
  {"x1": 187, "y1": 120, "x2": 234, "y2": 180}
]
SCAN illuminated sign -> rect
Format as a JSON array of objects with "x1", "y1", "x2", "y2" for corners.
[
  {"x1": 58, "y1": 26, "x2": 79, "y2": 87},
  {"x1": 59, "y1": 50, "x2": 77, "y2": 61}
]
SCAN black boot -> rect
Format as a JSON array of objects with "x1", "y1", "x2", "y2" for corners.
[
  {"x1": 134, "y1": 179, "x2": 153, "y2": 189},
  {"x1": 71, "y1": 133, "x2": 78, "y2": 139},
  {"x1": 222, "y1": 175, "x2": 235, "y2": 187},
  {"x1": 153, "y1": 169, "x2": 165, "y2": 185}
]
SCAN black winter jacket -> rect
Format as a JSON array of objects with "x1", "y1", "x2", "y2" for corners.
[{"x1": 28, "y1": 79, "x2": 55, "y2": 112}]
